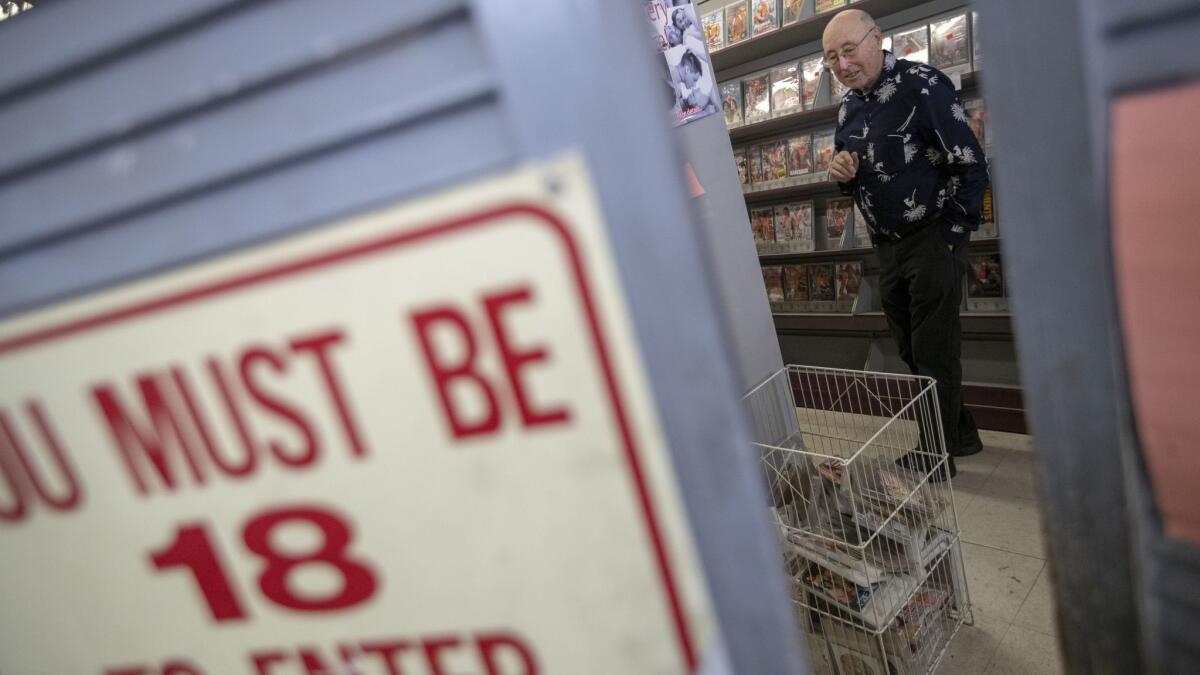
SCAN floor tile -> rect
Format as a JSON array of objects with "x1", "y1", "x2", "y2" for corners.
[
  {"x1": 978, "y1": 451, "x2": 1041, "y2": 503},
  {"x1": 978, "y1": 429, "x2": 1034, "y2": 453},
  {"x1": 1014, "y1": 565, "x2": 1059, "y2": 637},
  {"x1": 959, "y1": 542, "x2": 1044, "y2": 624},
  {"x1": 934, "y1": 611, "x2": 1010, "y2": 675},
  {"x1": 983, "y1": 623, "x2": 1065, "y2": 675},
  {"x1": 950, "y1": 445, "x2": 1007, "y2": 512},
  {"x1": 958, "y1": 493, "x2": 1048, "y2": 558}
]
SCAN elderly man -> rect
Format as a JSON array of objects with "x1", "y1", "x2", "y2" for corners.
[{"x1": 824, "y1": 9, "x2": 987, "y2": 480}]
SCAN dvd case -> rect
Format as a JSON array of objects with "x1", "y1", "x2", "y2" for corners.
[
  {"x1": 814, "y1": 0, "x2": 846, "y2": 14},
  {"x1": 782, "y1": 0, "x2": 805, "y2": 26},
  {"x1": 824, "y1": 198, "x2": 851, "y2": 249},
  {"x1": 751, "y1": 0, "x2": 778, "y2": 37},
  {"x1": 763, "y1": 140, "x2": 789, "y2": 181},
  {"x1": 751, "y1": 206, "x2": 776, "y2": 244},
  {"x1": 774, "y1": 201, "x2": 815, "y2": 253},
  {"x1": 930, "y1": 14, "x2": 969, "y2": 70},
  {"x1": 748, "y1": 144, "x2": 765, "y2": 184},
  {"x1": 808, "y1": 264, "x2": 836, "y2": 307},
  {"x1": 801, "y1": 56, "x2": 826, "y2": 110},
  {"x1": 892, "y1": 25, "x2": 929, "y2": 64},
  {"x1": 784, "y1": 265, "x2": 809, "y2": 311},
  {"x1": 702, "y1": 9, "x2": 725, "y2": 51},
  {"x1": 743, "y1": 71, "x2": 772, "y2": 123},
  {"x1": 966, "y1": 253, "x2": 1006, "y2": 312},
  {"x1": 971, "y1": 11, "x2": 981, "y2": 69},
  {"x1": 813, "y1": 131, "x2": 835, "y2": 175},
  {"x1": 787, "y1": 134, "x2": 813, "y2": 176},
  {"x1": 852, "y1": 203, "x2": 872, "y2": 247},
  {"x1": 835, "y1": 262, "x2": 863, "y2": 312},
  {"x1": 978, "y1": 187, "x2": 997, "y2": 238},
  {"x1": 734, "y1": 147, "x2": 749, "y2": 186},
  {"x1": 763, "y1": 265, "x2": 786, "y2": 305},
  {"x1": 771, "y1": 61, "x2": 803, "y2": 117},
  {"x1": 721, "y1": 80, "x2": 745, "y2": 127},
  {"x1": 963, "y1": 97, "x2": 987, "y2": 149},
  {"x1": 725, "y1": 1, "x2": 749, "y2": 45}
]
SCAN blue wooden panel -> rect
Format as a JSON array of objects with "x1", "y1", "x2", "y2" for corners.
[{"x1": 0, "y1": 0, "x2": 461, "y2": 178}]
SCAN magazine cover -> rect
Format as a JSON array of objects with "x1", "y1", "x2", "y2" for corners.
[
  {"x1": 770, "y1": 61, "x2": 802, "y2": 116},
  {"x1": 782, "y1": 0, "x2": 805, "y2": 25},
  {"x1": 798, "y1": 56, "x2": 824, "y2": 110},
  {"x1": 725, "y1": 0, "x2": 748, "y2": 45},
  {"x1": 751, "y1": 206, "x2": 776, "y2": 243},
  {"x1": 836, "y1": 262, "x2": 863, "y2": 304},
  {"x1": 813, "y1": 131, "x2": 836, "y2": 174},
  {"x1": 967, "y1": 254, "x2": 1004, "y2": 297},
  {"x1": 808, "y1": 264, "x2": 836, "y2": 302},
  {"x1": 743, "y1": 71, "x2": 772, "y2": 123},
  {"x1": 763, "y1": 140, "x2": 789, "y2": 181},
  {"x1": 748, "y1": 144, "x2": 765, "y2": 183},
  {"x1": 824, "y1": 198, "x2": 851, "y2": 248},
  {"x1": 971, "y1": 11, "x2": 981, "y2": 69},
  {"x1": 787, "y1": 134, "x2": 813, "y2": 176},
  {"x1": 702, "y1": 9, "x2": 724, "y2": 51},
  {"x1": 750, "y1": 0, "x2": 778, "y2": 36},
  {"x1": 930, "y1": 14, "x2": 969, "y2": 70},
  {"x1": 647, "y1": 0, "x2": 721, "y2": 127},
  {"x1": 979, "y1": 187, "x2": 998, "y2": 238},
  {"x1": 763, "y1": 266, "x2": 786, "y2": 304},
  {"x1": 784, "y1": 265, "x2": 809, "y2": 302},
  {"x1": 814, "y1": 0, "x2": 846, "y2": 14},
  {"x1": 734, "y1": 147, "x2": 749, "y2": 185},
  {"x1": 964, "y1": 97, "x2": 987, "y2": 148},
  {"x1": 892, "y1": 25, "x2": 929, "y2": 64},
  {"x1": 721, "y1": 80, "x2": 745, "y2": 127}
]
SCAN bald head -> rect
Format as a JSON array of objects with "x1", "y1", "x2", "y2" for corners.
[{"x1": 822, "y1": 9, "x2": 885, "y2": 92}]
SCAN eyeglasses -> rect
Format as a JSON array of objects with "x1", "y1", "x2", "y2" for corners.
[{"x1": 823, "y1": 28, "x2": 875, "y2": 69}]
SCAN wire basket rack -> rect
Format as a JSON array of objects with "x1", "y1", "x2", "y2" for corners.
[{"x1": 744, "y1": 365, "x2": 973, "y2": 675}]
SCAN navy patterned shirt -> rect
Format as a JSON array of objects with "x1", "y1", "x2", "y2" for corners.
[{"x1": 835, "y1": 51, "x2": 989, "y2": 244}]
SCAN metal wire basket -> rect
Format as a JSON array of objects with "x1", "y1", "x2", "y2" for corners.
[{"x1": 744, "y1": 365, "x2": 973, "y2": 675}]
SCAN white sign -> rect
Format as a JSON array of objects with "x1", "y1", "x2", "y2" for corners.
[{"x1": 0, "y1": 154, "x2": 716, "y2": 674}]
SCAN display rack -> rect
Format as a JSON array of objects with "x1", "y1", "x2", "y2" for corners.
[{"x1": 745, "y1": 365, "x2": 972, "y2": 675}]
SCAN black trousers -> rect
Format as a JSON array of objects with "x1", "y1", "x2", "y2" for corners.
[{"x1": 876, "y1": 223, "x2": 981, "y2": 470}]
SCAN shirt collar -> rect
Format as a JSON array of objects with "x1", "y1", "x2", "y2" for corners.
[{"x1": 854, "y1": 50, "x2": 898, "y2": 98}]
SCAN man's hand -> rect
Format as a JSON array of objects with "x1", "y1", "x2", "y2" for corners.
[{"x1": 829, "y1": 150, "x2": 859, "y2": 183}]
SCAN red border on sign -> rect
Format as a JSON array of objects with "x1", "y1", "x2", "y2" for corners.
[{"x1": 0, "y1": 203, "x2": 699, "y2": 672}]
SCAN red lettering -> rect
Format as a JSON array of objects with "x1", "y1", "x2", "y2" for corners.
[
  {"x1": 0, "y1": 402, "x2": 82, "y2": 515},
  {"x1": 250, "y1": 651, "x2": 288, "y2": 674},
  {"x1": 411, "y1": 306, "x2": 501, "y2": 439},
  {"x1": 161, "y1": 661, "x2": 205, "y2": 675},
  {"x1": 290, "y1": 330, "x2": 368, "y2": 458},
  {"x1": 359, "y1": 639, "x2": 412, "y2": 675},
  {"x1": 207, "y1": 357, "x2": 259, "y2": 476},
  {"x1": 422, "y1": 636, "x2": 464, "y2": 675},
  {"x1": 105, "y1": 668, "x2": 148, "y2": 675},
  {"x1": 0, "y1": 411, "x2": 29, "y2": 522},
  {"x1": 92, "y1": 374, "x2": 207, "y2": 495},
  {"x1": 477, "y1": 632, "x2": 539, "y2": 675},
  {"x1": 482, "y1": 288, "x2": 570, "y2": 429},
  {"x1": 240, "y1": 347, "x2": 318, "y2": 468},
  {"x1": 298, "y1": 647, "x2": 333, "y2": 675},
  {"x1": 173, "y1": 366, "x2": 255, "y2": 477}
]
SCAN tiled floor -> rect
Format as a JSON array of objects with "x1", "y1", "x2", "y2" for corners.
[{"x1": 937, "y1": 429, "x2": 1065, "y2": 675}]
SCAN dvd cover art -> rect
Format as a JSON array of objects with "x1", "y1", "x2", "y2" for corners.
[
  {"x1": 814, "y1": 0, "x2": 846, "y2": 14},
  {"x1": 852, "y1": 203, "x2": 871, "y2": 246},
  {"x1": 726, "y1": 1, "x2": 748, "y2": 45},
  {"x1": 808, "y1": 264, "x2": 835, "y2": 301},
  {"x1": 734, "y1": 147, "x2": 749, "y2": 185},
  {"x1": 648, "y1": 1, "x2": 721, "y2": 127},
  {"x1": 721, "y1": 80, "x2": 745, "y2": 126},
  {"x1": 763, "y1": 266, "x2": 785, "y2": 304},
  {"x1": 748, "y1": 144, "x2": 765, "y2": 183},
  {"x1": 784, "y1": 265, "x2": 809, "y2": 301},
  {"x1": 782, "y1": 0, "x2": 804, "y2": 25},
  {"x1": 963, "y1": 97, "x2": 987, "y2": 148},
  {"x1": 762, "y1": 140, "x2": 789, "y2": 181},
  {"x1": 743, "y1": 72, "x2": 772, "y2": 123},
  {"x1": 892, "y1": 25, "x2": 929, "y2": 64},
  {"x1": 751, "y1": 207, "x2": 776, "y2": 243},
  {"x1": 825, "y1": 198, "x2": 851, "y2": 248},
  {"x1": 770, "y1": 61, "x2": 802, "y2": 116},
  {"x1": 930, "y1": 14, "x2": 969, "y2": 69},
  {"x1": 836, "y1": 262, "x2": 863, "y2": 301},
  {"x1": 972, "y1": 11, "x2": 981, "y2": 68},
  {"x1": 775, "y1": 201, "x2": 814, "y2": 243},
  {"x1": 702, "y1": 9, "x2": 725, "y2": 51},
  {"x1": 801, "y1": 56, "x2": 826, "y2": 109},
  {"x1": 968, "y1": 254, "x2": 1003, "y2": 297},
  {"x1": 813, "y1": 131, "x2": 835, "y2": 174},
  {"x1": 751, "y1": 0, "x2": 778, "y2": 36},
  {"x1": 787, "y1": 134, "x2": 813, "y2": 176},
  {"x1": 979, "y1": 187, "x2": 997, "y2": 238}
]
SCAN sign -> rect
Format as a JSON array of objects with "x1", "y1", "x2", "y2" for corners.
[{"x1": 0, "y1": 154, "x2": 716, "y2": 674}]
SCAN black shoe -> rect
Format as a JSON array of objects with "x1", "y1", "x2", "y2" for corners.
[
  {"x1": 895, "y1": 451, "x2": 957, "y2": 483},
  {"x1": 954, "y1": 435, "x2": 984, "y2": 458}
]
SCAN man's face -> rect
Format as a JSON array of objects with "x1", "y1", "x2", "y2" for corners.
[{"x1": 823, "y1": 21, "x2": 884, "y2": 90}]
